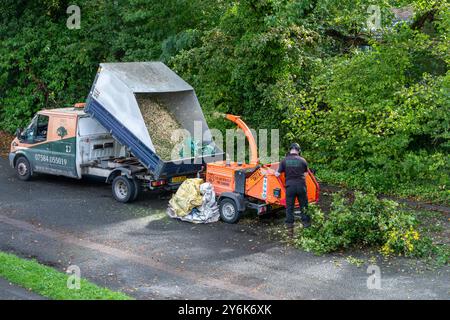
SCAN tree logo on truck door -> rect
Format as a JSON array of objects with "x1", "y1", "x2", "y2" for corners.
[{"x1": 57, "y1": 126, "x2": 68, "y2": 139}]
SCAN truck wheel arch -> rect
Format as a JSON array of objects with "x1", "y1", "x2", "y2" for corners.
[
  {"x1": 106, "y1": 168, "x2": 132, "y2": 184},
  {"x1": 13, "y1": 153, "x2": 32, "y2": 172},
  {"x1": 218, "y1": 192, "x2": 246, "y2": 212},
  {"x1": 13, "y1": 153, "x2": 23, "y2": 167}
]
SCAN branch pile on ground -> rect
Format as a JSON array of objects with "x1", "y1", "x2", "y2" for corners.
[{"x1": 136, "y1": 94, "x2": 183, "y2": 160}]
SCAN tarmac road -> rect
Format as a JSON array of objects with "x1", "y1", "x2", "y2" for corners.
[
  {"x1": 0, "y1": 158, "x2": 448, "y2": 299},
  {"x1": 0, "y1": 278, "x2": 45, "y2": 300}
]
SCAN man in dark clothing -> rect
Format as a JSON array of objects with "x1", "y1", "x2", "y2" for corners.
[{"x1": 276, "y1": 143, "x2": 311, "y2": 237}]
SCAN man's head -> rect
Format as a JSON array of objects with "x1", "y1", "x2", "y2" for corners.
[{"x1": 289, "y1": 143, "x2": 301, "y2": 154}]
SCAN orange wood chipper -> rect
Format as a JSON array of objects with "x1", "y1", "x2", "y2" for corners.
[{"x1": 206, "y1": 114, "x2": 320, "y2": 223}]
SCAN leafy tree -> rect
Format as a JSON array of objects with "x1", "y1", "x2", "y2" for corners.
[{"x1": 0, "y1": 0, "x2": 448, "y2": 201}]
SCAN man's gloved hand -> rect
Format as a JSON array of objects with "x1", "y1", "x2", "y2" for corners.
[{"x1": 274, "y1": 171, "x2": 281, "y2": 177}]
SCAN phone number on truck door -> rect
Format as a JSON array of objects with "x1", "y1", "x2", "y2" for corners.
[{"x1": 35, "y1": 154, "x2": 68, "y2": 166}]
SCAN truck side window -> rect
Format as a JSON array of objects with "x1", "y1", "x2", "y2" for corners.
[
  {"x1": 36, "y1": 115, "x2": 49, "y2": 141},
  {"x1": 24, "y1": 114, "x2": 49, "y2": 144}
]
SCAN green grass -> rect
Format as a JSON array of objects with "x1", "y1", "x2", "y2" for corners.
[{"x1": 0, "y1": 252, "x2": 133, "y2": 300}]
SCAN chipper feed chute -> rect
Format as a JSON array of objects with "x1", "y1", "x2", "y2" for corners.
[{"x1": 85, "y1": 62, "x2": 223, "y2": 178}]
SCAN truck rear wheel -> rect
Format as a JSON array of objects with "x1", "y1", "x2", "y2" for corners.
[
  {"x1": 112, "y1": 176, "x2": 135, "y2": 203},
  {"x1": 15, "y1": 157, "x2": 32, "y2": 181},
  {"x1": 219, "y1": 198, "x2": 241, "y2": 224},
  {"x1": 132, "y1": 178, "x2": 141, "y2": 201}
]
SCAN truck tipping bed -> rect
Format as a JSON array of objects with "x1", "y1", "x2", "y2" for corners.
[{"x1": 85, "y1": 62, "x2": 223, "y2": 179}]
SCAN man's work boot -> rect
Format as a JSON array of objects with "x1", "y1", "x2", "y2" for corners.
[
  {"x1": 301, "y1": 214, "x2": 311, "y2": 228},
  {"x1": 286, "y1": 224, "x2": 294, "y2": 238}
]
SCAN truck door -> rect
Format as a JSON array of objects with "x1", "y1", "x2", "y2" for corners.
[
  {"x1": 22, "y1": 114, "x2": 53, "y2": 173},
  {"x1": 48, "y1": 115, "x2": 78, "y2": 178}
]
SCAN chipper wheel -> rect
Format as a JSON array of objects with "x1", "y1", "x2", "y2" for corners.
[
  {"x1": 219, "y1": 198, "x2": 241, "y2": 224},
  {"x1": 112, "y1": 176, "x2": 136, "y2": 203}
]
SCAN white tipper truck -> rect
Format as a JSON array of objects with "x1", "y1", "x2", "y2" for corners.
[{"x1": 9, "y1": 62, "x2": 223, "y2": 202}]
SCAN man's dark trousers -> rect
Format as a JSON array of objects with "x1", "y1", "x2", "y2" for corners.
[{"x1": 285, "y1": 183, "x2": 309, "y2": 225}]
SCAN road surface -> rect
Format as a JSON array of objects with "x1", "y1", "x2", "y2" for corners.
[
  {"x1": 0, "y1": 277, "x2": 45, "y2": 300},
  {"x1": 0, "y1": 158, "x2": 448, "y2": 299}
]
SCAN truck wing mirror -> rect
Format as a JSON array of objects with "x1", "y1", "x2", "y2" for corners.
[{"x1": 15, "y1": 128, "x2": 23, "y2": 140}]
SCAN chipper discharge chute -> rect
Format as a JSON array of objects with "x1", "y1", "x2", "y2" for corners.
[
  {"x1": 206, "y1": 114, "x2": 319, "y2": 223},
  {"x1": 85, "y1": 62, "x2": 223, "y2": 179}
]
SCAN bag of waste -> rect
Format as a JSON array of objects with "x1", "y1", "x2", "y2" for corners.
[
  {"x1": 167, "y1": 182, "x2": 219, "y2": 223},
  {"x1": 196, "y1": 182, "x2": 219, "y2": 221},
  {"x1": 168, "y1": 178, "x2": 204, "y2": 217}
]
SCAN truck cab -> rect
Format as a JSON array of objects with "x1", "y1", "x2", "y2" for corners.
[
  {"x1": 9, "y1": 106, "x2": 138, "y2": 202},
  {"x1": 10, "y1": 108, "x2": 81, "y2": 179}
]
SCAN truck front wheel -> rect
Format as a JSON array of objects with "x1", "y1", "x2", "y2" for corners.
[
  {"x1": 112, "y1": 176, "x2": 136, "y2": 203},
  {"x1": 15, "y1": 157, "x2": 32, "y2": 181},
  {"x1": 219, "y1": 198, "x2": 241, "y2": 224}
]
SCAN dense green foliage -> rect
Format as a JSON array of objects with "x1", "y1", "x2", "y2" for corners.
[
  {"x1": 0, "y1": 0, "x2": 224, "y2": 132},
  {"x1": 294, "y1": 193, "x2": 449, "y2": 264},
  {"x1": 0, "y1": 251, "x2": 132, "y2": 299},
  {"x1": 1, "y1": 0, "x2": 448, "y2": 202}
]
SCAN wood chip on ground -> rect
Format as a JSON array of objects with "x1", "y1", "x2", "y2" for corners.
[{"x1": 135, "y1": 94, "x2": 183, "y2": 160}]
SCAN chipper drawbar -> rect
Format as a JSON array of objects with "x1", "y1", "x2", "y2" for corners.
[{"x1": 206, "y1": 114, "x2": 320, "y2": 223}]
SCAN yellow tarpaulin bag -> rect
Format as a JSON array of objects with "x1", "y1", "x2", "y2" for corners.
[{"x1": 168, "y1": 178, "x2": 204, "y2": 217}]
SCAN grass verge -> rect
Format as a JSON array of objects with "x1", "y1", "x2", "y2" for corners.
[{"x1": 0, "y1": 252, "x2": 133, "y2": 300}]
